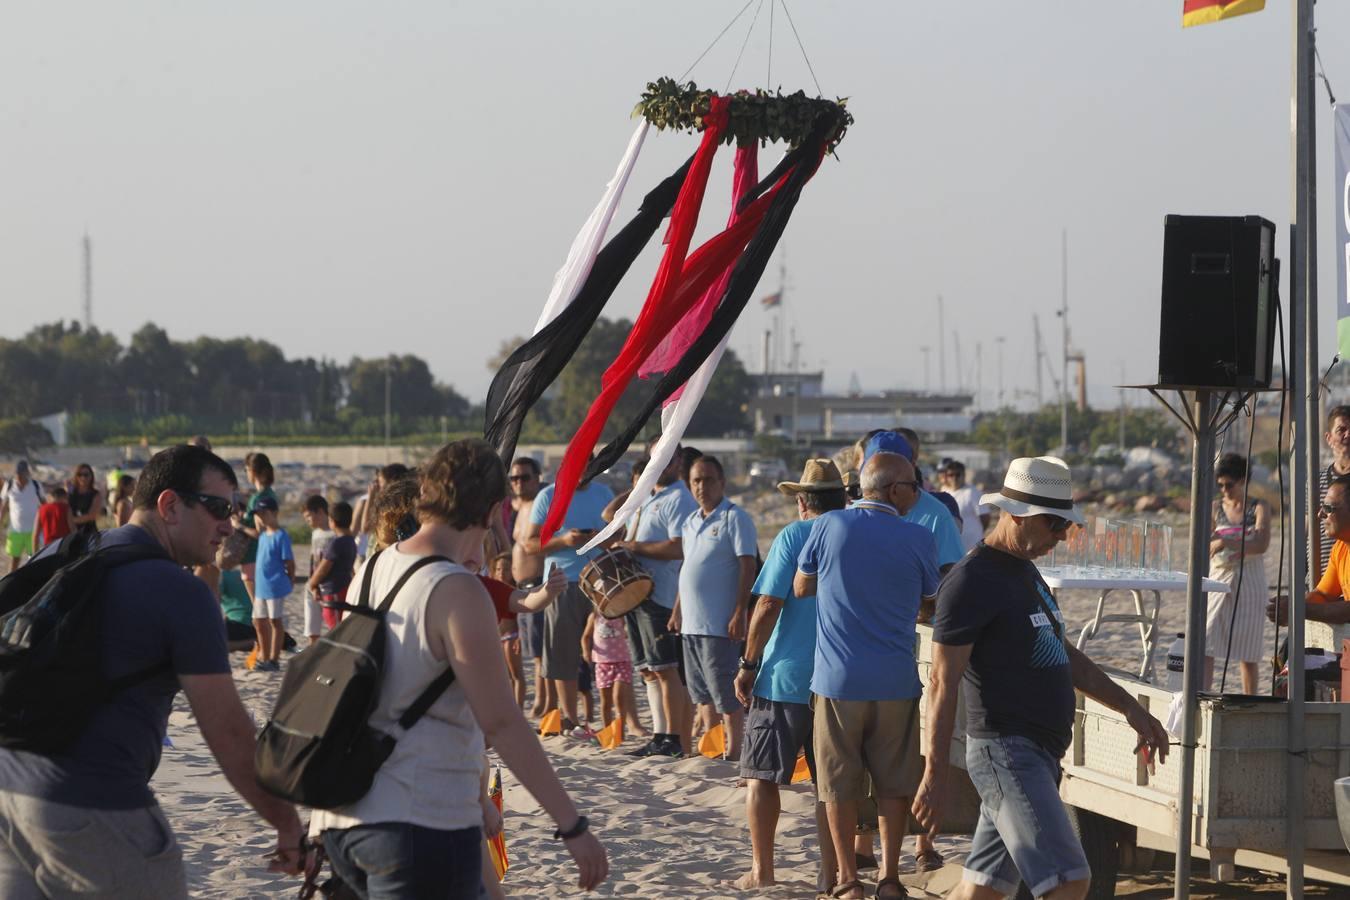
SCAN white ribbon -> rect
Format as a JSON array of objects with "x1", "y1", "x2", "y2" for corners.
[
  {"x1": 532, "y1": 121, "x2": 649, "y2": 335},
  {"x1": 579, "y1": 330, "x2": 732, "y2": 554}
]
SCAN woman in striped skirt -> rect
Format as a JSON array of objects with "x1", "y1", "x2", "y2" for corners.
[{"x1": 1204, "y1": 453, "x2": 1271, "y2": 694}]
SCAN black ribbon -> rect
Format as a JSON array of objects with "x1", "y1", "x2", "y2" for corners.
[{"x1": 998, "y1": 487, "x2": 1074, "y2": 510}]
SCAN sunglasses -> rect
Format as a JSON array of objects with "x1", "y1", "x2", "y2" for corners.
[
  {"x1": 508, "y1": 474, "x2": 535, "y2": 482},
  {"x1": 885, "y1": 480, "x2": 922, "y2": 491},
  {"x1": 1044, "y1": 514, "x2": 1074, "y2": 533},
  {"x1": 1319, "y1": 502, "x2": 1343, "y2": 516},
  {"x1": 177, "y1": 491, "x2": 235, "y2": 521}
]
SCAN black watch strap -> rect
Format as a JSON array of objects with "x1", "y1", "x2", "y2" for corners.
[
  {"x1": 554, "y1": 815, "x2": 589, "y2": 840},
  {"x1": 739, "y1": 656, "x2": 760, "y2": 671}
]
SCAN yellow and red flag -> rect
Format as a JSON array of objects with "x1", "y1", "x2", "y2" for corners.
[{"x1": 1182, "y1": 0, "x2": 1264, "y2": 28}]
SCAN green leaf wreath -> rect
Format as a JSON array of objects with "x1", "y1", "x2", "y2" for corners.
[{"x1": 634, "y1": 77, "x2": 852, "y2": 152}]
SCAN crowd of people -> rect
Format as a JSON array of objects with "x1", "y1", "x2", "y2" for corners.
[{"x1": 20, "y1": 412, "x2": 1342, "y2": 898}]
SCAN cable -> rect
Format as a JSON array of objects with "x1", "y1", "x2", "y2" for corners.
[
  {"x1": 1273, "y1": 295, "x2": 1288, "y2": 694},
  {"x1": 1218, "y1": 394, "x2": 1259, "y2": 695},
  {"x1": 725, "y1": 0, "x2": 766, "y2": 93},
  {"x1": 1313, "y1": 32, "x2": 1337, "y2": 106},
  {"x1": 780, "y1": 0, "x2": 824, "y2": 97},
  {"x1": 677, "y1": 0, "x2": 758, "y2": 82}
]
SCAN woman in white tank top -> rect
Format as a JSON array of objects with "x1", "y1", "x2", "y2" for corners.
[{"x1": 310, "y1": 440, "x2": 608, "y2": 899}]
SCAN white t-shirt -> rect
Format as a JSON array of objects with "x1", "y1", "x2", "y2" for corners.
[
  {"x1": 1, "y1": 478, "x2": 43, "y2": 532},
  {"x1": 952, "y1": 484, "x2": 987, "y2": 553}
]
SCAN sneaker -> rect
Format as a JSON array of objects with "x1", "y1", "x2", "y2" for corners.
[
  {"x1": 567, "y1": 726, "x2": 595, "y2": 740},
  {"x1": 656, "y1": 737, "x2": 685, "y2": 758},
  {"x1": 257, "y1": 660, "x2": 281, "y2": 672},
  {"x1": 625, "y1": 738, "x2": 662, "y2": 758}
]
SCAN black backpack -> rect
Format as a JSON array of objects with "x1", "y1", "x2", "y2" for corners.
[
  {"x1": 0, "y1": 531, "x2": 171, "y2": 753},
  {"x1": 254, "y1": 550, "x2": 458, "y2": 809}
]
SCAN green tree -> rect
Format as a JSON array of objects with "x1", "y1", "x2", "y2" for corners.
[
  {"x1": 345, "y1": 355, "x2": 468, "y2": 421},
  {"x1": 687, "y1": 348, "x2": 752, "y2": 436}
]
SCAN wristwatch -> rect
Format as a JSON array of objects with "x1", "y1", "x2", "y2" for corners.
[
  {"x1": 553, "y1": 815, "x2": 589, "y2": 841},
  {"x1": 738, "y1": 656, "x2": 760, "y2": 671}
]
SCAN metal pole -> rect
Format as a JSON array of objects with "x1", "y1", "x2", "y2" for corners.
[
  {"x1": 1061, "y1": 229, "x2": 1070, "y2": 452},
  {"x1": 1285, "y1": 1, "x2": 1314, "y2": 895},
  {"x1": 384, "y1": 356, "x2": 393, "y2": 463},
  {"x1": 1174, "y1": 389, "x2": 1215, "y2": 900},
  {"x1": 996, "y1": 337, "x2": 1006, "y2": 409},
  {"x1": 938, "y1": 295, "x2": 946, "y2": 392}
]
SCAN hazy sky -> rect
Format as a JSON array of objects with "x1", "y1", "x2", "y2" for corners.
[{"x1": 4, "y1": 2, "x2": 1347, "y2": 414}]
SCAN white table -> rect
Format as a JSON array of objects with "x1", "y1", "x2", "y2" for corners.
[{"x1": 1037, "y1": 567, "x2": 1230, "y2": 684}]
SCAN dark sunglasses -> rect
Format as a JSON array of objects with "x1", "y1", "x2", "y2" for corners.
[
  {"x1": 177, "y1": 491, "x2": 235, "y2": 521},
  {"x1": 1216, "y1": 479, "x2": 1237, "y2": 489},
  {"x1": 1044, "y1": 514, "x2": 1073, "y2": 533},
  {"x1": 508, "y1": 474, "x2": 535, "y2": 482},
  {"x1": 1319, "y1": 502, "x2": 1342, "y2": 516}
]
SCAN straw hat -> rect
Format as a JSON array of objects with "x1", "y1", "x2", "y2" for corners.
[
  {"x1": 778, "y1": 459, "x2": 845, "y2": 495},
  {"x1": 980, "y1": 456, "x2": 1085, "y2": 525}
]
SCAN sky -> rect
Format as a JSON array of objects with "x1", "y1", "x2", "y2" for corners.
[{"x1": 3, "y1": 1, "x2": 1348, "y2": 414}]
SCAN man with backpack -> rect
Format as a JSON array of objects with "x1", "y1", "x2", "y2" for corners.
[
  {"x1": 1, "y1": 461, "x2": 44, "y2": 573},
  {"x1": 0, "y1": 444, "x2": 303, "y2": 898}
]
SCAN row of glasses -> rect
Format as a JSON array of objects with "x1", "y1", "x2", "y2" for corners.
[{"x1": 1047, "y1": 516, "x2": 1173, "y2": 577}]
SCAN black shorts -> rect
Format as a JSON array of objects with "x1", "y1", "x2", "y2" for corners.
[
  {"x1": 625, "y1": 598, "x2": 681, "y2": 671},
  {"x1": 740, "y1": 695, "x2": 815, "y2": 785}
]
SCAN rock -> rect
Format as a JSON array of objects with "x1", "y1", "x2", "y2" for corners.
[
  {"x1": 1135, "y1": 495, "x2": 1168, "y2": 513},
  {"x1": 1170, "y1": 496, "x2": 1191, "y2": 513}
]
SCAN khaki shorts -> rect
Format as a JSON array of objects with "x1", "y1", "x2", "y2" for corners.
[{"x1": 812, "y1": 696, "x2": 922, "y2": 804}]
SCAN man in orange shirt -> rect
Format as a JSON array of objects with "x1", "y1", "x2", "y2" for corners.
[{"x1": 1269, "y1": 474, "x2": 1350, "y2": 626}]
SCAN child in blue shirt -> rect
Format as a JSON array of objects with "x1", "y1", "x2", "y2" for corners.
[{"x1": 251, "y1": 495, "x2": 294, "y2": 672}]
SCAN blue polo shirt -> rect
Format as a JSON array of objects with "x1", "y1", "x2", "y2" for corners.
[
  {"x1": 633, "y1": 482, "x2": 699, "y2": 609},
  {"x1": 677, "y1": 498, "x2": 757, "y2": 638},
  {"x1": 902, "y1": 489, "x2": 966, "y2": 567},
  {"x1": 529, "y1": 481, "x2": 614, "y2": 583},
  {"x1": 751, "y1": 519, "x2": 816, "y2": 705},
  {"x1": 799, "y1": 502, "x2": 939, "y2": 701}
]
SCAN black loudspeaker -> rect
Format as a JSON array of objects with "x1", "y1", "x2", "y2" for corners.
[{"x1": 1157, "y1": 214, "x2": 1277, "y2": 389}]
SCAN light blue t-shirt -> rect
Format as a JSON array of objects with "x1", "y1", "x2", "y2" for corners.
[
  {"x1": 255, "y1": 529, "x2": 295, "y2": 600},
  {"x1": 529, "y1": 481, "x2": 614, "y2": 583},
  {"x1": 751, "y1": 519, "x2": 816, "y2": 705},
  {"x1": 902, "y1": 489, "x2": 966, "y2": 567},
  {"x1": 633, "y1": 482, "x2": 699, "y2": 609},
  {"x1": 677, "y1": 498, "x2": 757, "y2": 638},
  {"x1": 798, "y1": 503, "x2": 939, "y2": 701}
]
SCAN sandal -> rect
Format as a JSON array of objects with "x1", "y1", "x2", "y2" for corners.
[
  {"x1": 830, "y1": 880, "x2": 865, "y2": 899},
  {"x1": 874, "y1": 875, "x2": 908, "y2": 899},
  {"x1": 914, "y1": 848, "x2": 945, "y2": 873}
]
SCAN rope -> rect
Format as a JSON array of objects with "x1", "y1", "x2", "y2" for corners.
[
  {"x1": 1313, "y1": 31, "x2": 1337, "y2": 106},
  {"x1": 677, "y1": 0, "x2": 758, "y2": 82},
  {"x1": 766, "y1": 0, "x2": 775, "y2": 90},
  {"x1": 725, "y1": 0, "x2": 766, "y2": 93},
  {"x1": 780, "y1": 0, "x2": 824, "y2": 96}
]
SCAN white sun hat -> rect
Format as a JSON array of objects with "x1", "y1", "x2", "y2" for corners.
[{"x1": 980, "y1": 455, "x2": 1086, "y2": 525}]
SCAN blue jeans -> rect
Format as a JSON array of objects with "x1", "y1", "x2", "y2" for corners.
[
  {"x1": 963, "y1": 735, "x2": 1091, "y2": 897},
  {"x1": 322, "y1": 821, "x2": 483, "y2": 900}
]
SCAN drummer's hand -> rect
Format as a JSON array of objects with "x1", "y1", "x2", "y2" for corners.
[
  {"x1": 727, "y1": 609, "x2": 747, "y2": 641},
  {"x1": 563, "y1": 530, "x2": 588, "y2": 548},
  {"x1": 1267, "y1": 595, "x2": 1290, "y2": 626},
  {"x1": 613, "y1": 540, "x2": 635, "y2": 553},
  {"x1": 1125, "y1": 702, "x2": 1170, "y2": 768},
  {"x1": 543, "y1": 568, "x2": 567, "y2": 601},
  {"x1": 734, "y1": 668, "x2": 755, "y2": 708}
]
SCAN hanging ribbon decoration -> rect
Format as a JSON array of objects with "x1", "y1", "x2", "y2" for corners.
[{"x1": 482, "y1": 77, "x2": 851, "y2": 539}]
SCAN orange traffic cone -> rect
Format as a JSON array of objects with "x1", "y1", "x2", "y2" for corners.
[
  {"x1": 595, "y1": 717, "x2": 624, "y2": 750},
  {"x1": 538, "y1": 709, "x2": 563, "y2": 736},
  {"x1": 245, "y1": 647, "x2": 259, "y2": 671},
  {"x1": 697, "y1": 723, "x2": 726, "y2": 759},
  {"x1": 791, "y1": 751, "x2": 812, "y2": 784}
]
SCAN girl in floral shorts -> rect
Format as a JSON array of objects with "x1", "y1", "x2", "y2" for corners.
[{"x1": 582, "y1": 609, "x2": 634, "y2": 729}]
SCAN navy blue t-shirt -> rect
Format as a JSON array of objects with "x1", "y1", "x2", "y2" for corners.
[
  {"x1": 319, "y1": 533, "x2": 358, "y2": 595},
  {"x1": 931, "y1": 542, "x2": 1076, "y2": 757},
  {"x1": 0, "y1": 525, "x2": 231, "y2": 809}
]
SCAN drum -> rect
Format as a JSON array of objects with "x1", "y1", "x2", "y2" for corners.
[{"x1": 579, "y1": 548, "x2": 653, "y2": 619}]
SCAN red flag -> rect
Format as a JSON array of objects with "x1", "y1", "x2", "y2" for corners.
[
  {"x1": 761, "y1": 291, "x2": 782, "y2": 308},
  {"x1": 1182, "y1": 0, "x2": 1264, "y2": 28}
]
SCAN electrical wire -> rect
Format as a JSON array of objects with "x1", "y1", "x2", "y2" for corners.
[
  {"x1": 1272, "y1": 295, "x2": 1288, "y2": 693},
  {"x1": 780, "y1": 0, "x2": 824, "y2": 97},
  {"x1": 724, "y1": 0, "x2": 766, "y2": 93}
]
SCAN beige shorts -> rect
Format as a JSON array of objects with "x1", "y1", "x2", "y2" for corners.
[{"x1": 812, "y1": 696, "x2": 922, "y2": 804}]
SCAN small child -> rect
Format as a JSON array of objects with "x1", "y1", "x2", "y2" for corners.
[
  {"x1": 581, "y1": 610, "x2": 634, "y2": 730},
  {"x1": 301, "y1": 495, "x2": 335, "y2": 647},
  {"x1": 251, "y1": 495, "x2": 293, "y2": 672},
  {"x1": 33, "y1": 486, "x2": 72, "y2": 554},
  {"x1": 216, "y1": 542, "x2": 258, "y2": 652},
  {"x1": 311, "y1": 500, "x2": 357, "y2": 630},
  {"x1": 489, "y1": 552, "x2": 527, "y2": 708}
]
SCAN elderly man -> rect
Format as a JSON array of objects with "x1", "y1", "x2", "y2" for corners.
[
  {"x1": 915, "y1": 456, "x2": 1170, "y2": 900},
  {"x1": 1270, "y1": 472, "x2": 1350, "y2": 627},
  {"x1": 670, "y1": 456, "x2": 757, "y2": 761},
  {"x1": 795, "y1": 451, "x2": 938, "y2": 900},
  {"x1": 732, "y1": 460, "x2": 847, "y2": 892}
]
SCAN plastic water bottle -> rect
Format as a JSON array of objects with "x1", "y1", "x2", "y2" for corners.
[{"x1": 1166, "y1": 633, "x2": 1186, "y2": 692}]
